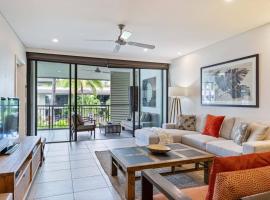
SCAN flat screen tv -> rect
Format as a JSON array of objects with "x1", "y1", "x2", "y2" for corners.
[{"x1": 0, "y1": 97, "x2": 19, "y2": 153}]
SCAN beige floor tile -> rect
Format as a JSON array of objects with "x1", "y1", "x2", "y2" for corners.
[
  {"x1": 42, "y1": 162, "x2": 71, "y2": 172},
  {"x1": 36, "y1": 169, "x2": 72, "y2": 183},
  {"x1": 70, "y1": 159, "x2": 97, "y2": 169},
  {"x1": 45, "y1": 156, "x2": 70, "y2": 163},
  {"x1": 72, "y1": 175, "x2": 108, "y2": 192},
  {"x1": 33, "y1": 180, "x2": 73, "y2": 198},
  {"x1": 71, "y1": 166, "x2": 101, "y2": 178},
  {"x1": 74, "y1": 188, "x2": 116, "y2": 200},
  {"x1": 35, "y1": 193, "x2": 74, "y2": 200},
  {"x1": 69, "y1": 153, "x2": 94, "y2": 161}
]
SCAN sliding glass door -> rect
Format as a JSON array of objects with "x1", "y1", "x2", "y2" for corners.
[
  {"x1": 27, "y1": 58, "x2": 168, "y2": 142},
  {"x1": 36, "y1": 61, "x2": 74, "y2": 142}
]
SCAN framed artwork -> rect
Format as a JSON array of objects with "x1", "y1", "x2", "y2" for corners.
[
  {"x1": 201, "y1": 54, "x2": 259, "y2": 107},
  {"x1": 142, "y1": 77, "x2": 156, "y2": 107}
]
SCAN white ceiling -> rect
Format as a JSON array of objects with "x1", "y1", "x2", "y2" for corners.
[{"x1": 1, "y1": 0, "x2": 270, "y2": 62}]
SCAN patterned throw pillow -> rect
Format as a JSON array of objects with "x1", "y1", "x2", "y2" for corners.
[
  {"x1": 176, "y1": 115, "x2": 196, "y2": 131},
  {"x1": 233, "y1": 123, "x2": 249, "y2": 145}
]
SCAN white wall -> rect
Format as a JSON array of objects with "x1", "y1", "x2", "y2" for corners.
[
  {"x1": 0, "y1": 13, "x2": 26, "y2": 135},
  {"x1": 170, "y1": 23, "x2": 270, "y2": 121}
]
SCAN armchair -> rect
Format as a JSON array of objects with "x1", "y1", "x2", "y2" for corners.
[
  {"x1": 71, "y1": 113, "x2": 96, "y2": 139},
  {"x1": 141, "y1": 152, "x2": 270, "y2": 200},
  {"x1": 141, "y1": 169, "x2": 270, "y2": 200}
]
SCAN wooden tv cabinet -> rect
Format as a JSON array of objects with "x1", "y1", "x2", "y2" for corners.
[{"x1": 0, "y1": 136, "x2": 42, "y2": 200}]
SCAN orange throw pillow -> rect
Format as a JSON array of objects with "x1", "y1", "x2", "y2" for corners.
[
  {"x1": 202, "y1": 114, "x2": 225, "y2": 137},
  {"x1": 206, "y1": 152, "x2": 270, "y2": 200}
]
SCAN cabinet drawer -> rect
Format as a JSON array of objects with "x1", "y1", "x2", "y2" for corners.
[
  {"x1": 32, "y1": 145, "x2": 41, "y2": 177},
  {"x1": 14, "y1": 162, "x2": 31, "y2": 200}
]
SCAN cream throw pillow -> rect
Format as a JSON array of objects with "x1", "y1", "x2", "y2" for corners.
[{"x1": 247, "y1": 123, "x2": 269, "y2": 142}]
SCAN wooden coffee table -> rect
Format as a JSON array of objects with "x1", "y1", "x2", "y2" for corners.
[{"x1": 110, "y1": 143, "x2": 215, "y2": 200}]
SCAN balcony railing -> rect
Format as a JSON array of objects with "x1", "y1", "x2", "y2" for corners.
[{"x1": 37, "y1": 104, "x2": 110, "y2": 130}]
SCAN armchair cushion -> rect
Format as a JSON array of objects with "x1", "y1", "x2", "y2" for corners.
[
  {"x1": 206, "y1": 152, "x2": 270, "y2": 200},
  {"x1": 213, "y1": 166, "x2": 270, "y2": 200}
]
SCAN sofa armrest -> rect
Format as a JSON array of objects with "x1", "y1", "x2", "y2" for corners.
[
  {"x1": 241, "y1": 191, "x2": 270, "y2": 200},
  {"x1": 162, "y1": 123, "x2": 177, "y2": 129},
  {"x1": 243, "y1": 140, "x2": 270, "y2": 154},
  {"x1": 141, "y1": 170, "x2": 191, "y2": 200}
]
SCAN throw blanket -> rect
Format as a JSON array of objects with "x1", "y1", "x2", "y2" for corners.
[{"x1": 150, "y1": 127, "x2": 173, "y2": 144}]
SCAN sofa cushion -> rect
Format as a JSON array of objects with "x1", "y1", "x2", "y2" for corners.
[
  {"x1": 247, "y1": 122, "x2": 269, "y2": 142},
  {"x1": 206, "y1": 152, "x2": 270, "y2": 200},
  {"x1": 154, "y1": 185, "x2": 208, "y2": 200},
  {"x1": 135, "y1": 128, "x2": 197, "y2": 146},
  {"x1": 181, "y1": 134, "x2": 224, "y2": 151},
  {"x1": 213, "y1": 166, "x2": 270, "y2": 200},
  {"x1": 176, "y1": 115, "x2": 196, "y2": 131},
  {"x1": 203, "y1": 114, "x2": 225, "y2": 138},
  {"x1": 206, "y1": 140, "x2": 242, "y2": 157},
  {"x1": 219, "y1": 117, "x2": 235, "y2": 139}
]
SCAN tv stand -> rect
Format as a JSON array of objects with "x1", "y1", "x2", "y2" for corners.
[
  {"x1": 0, "y1": 143, "x2": 20, "y2": 155},
  {"x1": 0, "y1": 136, "x2": 42, "y2": 200}
]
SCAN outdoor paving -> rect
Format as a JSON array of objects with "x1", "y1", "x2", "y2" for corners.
[{"x1": 38, "y1": 128, "x2": 133, "y2": 142}]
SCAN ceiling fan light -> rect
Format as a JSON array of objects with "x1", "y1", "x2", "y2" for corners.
[{"x1": 120, "y1": 31, "x2": 132, "y2": 40}]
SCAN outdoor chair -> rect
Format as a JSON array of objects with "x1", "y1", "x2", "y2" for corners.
[{"x1": 71, "y1": 113, "x2": 96, "y2": 139}]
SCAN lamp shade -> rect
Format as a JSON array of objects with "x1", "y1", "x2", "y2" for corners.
[{"x1": 168, "y1": 86, "x2": 188, "y2": 97}]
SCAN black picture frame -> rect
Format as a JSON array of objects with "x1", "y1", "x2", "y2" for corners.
[
  {"x1": 200, "y1": 54, "x2": 259, "y2": 107},
  {"x1": 142, "y1": 77, "x2": 156, "y2": 107}
]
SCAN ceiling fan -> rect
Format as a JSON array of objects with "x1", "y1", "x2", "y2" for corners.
[{"x1": 85, "y1": 24, "x2": 155, "y2": 53}]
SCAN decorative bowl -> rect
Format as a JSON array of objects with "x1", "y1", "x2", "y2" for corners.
[{"x1": 147, "y1": 144, "x2": 171, "y2": 154}]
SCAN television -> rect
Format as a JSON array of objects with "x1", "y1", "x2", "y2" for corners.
[{"x1": 0, "y1": 97, "x2": 20, "y2": 154}]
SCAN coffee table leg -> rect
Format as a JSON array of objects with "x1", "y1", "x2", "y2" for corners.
[
  {"x1": 204, "y1": 161, "x2": 212, "y2": 184},
  {"x1": 125, "y1": 171, "x2": 135, "y2": 200},
  {"x1": 111, "y1": 157, "x2": 118, "y2": 176}
]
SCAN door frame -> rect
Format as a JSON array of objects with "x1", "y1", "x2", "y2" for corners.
[{"x1": 26, "y1": 53, "x2": 169, "y2": 142}]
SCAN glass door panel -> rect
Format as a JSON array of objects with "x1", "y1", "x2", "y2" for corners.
[
  {"x1": 36, "y1": 61, "x2": 71, "y2": 142},
  {"x1": 140, "y1": 69, "x2": 164, "y2": 128}
]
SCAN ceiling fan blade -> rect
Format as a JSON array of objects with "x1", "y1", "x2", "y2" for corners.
[
  {"x1": 84, "y1": 39, "x2": 114, "y2": 42},
  {"x1": 120, "y1": 31, "x2": 132, "y2": 41},
  {"x1": 127, "y1": 42, "x2": 155, "y2": 49},
  {"x1": 113, "y1": 44, "x2": 121, "y2": 53}
]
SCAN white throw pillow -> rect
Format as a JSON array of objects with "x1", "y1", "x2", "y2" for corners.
[
  {"x1": 220, "y1": 117, "x2": 235, "y2": 139},
  {"x1": 196, "y1": 114, "x2": 207, "y2": 132},
  {"x1": 247, "y1": 123, "x2": 269, "y2": 142}
]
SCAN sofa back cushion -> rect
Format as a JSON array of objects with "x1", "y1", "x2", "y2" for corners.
[
  {"x1": 206, "y1": 152, "x2": 270, "y2": 200},
  {"x1": 219, "y1": 117, "x2": 235, "y2": 139},
  {"x1": 213, "y1": 166, "x2": 270, "y2": 200},
  {"x1": 247, "y1": 122, "x2": 269, "y2": 142},
  {"x1": 202, "y1": 114, "x2": 225, "y2": 138}
]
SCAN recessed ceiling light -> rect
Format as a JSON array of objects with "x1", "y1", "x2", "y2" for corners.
[
  {"x1": 177, "y1": 52, "x2": 182, "y2": 55},
  {"x1": 144, "y1": 48, "x2": 148, "y2": 52},
  {"x1": 52, "y1": 38, "x2": 59, "y2": 43},
  {"x1": 225, "y1": 0, "x2": 233, "y2": 2}
]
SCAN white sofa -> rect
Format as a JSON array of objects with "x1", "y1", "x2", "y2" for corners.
[{"x1": 135, "y1": 115, "x2": 270, "y2": 156}]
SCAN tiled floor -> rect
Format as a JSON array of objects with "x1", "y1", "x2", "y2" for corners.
[
  {"x1": 27, "y1": 138, "x2": 137, "y2": 200},
  {"x1": 38, "y1": 129, "x2": 133, "y2": 143}
]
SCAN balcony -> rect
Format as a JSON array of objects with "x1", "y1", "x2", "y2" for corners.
[{"x1": 37, "y1": 104, "x2": 111, "y2": 130}]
